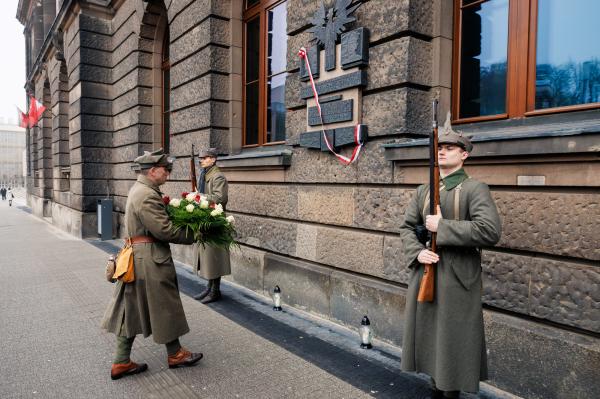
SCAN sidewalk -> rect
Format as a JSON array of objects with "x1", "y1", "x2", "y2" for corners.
[{"x1": 0, "y1": 201, "x2": 513, "y2": 399}]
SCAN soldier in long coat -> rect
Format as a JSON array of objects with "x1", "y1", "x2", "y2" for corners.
[
  {"x1": 399, "y1": 129, "x2": 502, "y2": 398},
  {"x1": 101, "y1": 149, "x2": 203, "y2": 380},
  {"x1": 193, "y1": 148, "x2": 231, "y2": 304}
]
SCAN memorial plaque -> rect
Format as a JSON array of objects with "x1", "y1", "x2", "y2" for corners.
[
  {"x1": 308, "y1": 100, "x2": 354, "y2": 126},
  {"x1": 341, "y1": 28, "x2": 369, "y2": 70},
  {"x1": 299, "y1": 131, "x2": 321, "y2": 149},
  {"x1": 300, "y1": 71, "x2": 367, "y2": 99},
  {"x1": 299, "y1": 46, "x2": 320, "y2": 82}
]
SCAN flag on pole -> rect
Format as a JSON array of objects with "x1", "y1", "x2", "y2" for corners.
[
  {"x1": 28, "y1": 96, "x2": 46, "y2": 127},
  {"x1": 16, "y1": 106, "x2": 29, "y2": 128}
]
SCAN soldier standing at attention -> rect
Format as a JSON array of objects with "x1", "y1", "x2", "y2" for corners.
[
  {"x1": 101, "y1": 149, "x2": 203, "y2": 380},
  {"x1": 193, "y1": 148, "x2": 231, "y2": 304},
  {"x1": 399, "y1": 124, "x2": 502, "y2": 398}
]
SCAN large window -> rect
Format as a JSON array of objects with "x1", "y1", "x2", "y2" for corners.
[
  {"x1": 453, "y1": 0, "x2": 600, "y2": 123},
  {"x1": 243, "y1": 0, "x2": 288, "y2": 147}
]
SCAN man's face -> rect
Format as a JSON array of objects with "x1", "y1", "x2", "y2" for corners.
[
  {"x1": 438, "y1": 144, "x2": 468, "y2": 169},
  {"x1": 148, "y1": 165, "x2": 170, "y2": 186},
  {"x1": 200, "y1": 156, "x2": 216, "y2": 169}
]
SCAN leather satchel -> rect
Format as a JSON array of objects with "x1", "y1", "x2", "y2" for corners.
[{"x1": 113, "y1": 239, "x2": 135, "y2": 283}]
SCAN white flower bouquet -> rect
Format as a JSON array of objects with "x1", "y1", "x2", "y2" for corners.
[{"x1": 163, "y1": 191, "x2": 237, "y2": 249}]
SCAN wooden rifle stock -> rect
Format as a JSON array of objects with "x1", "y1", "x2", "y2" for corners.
[
  {"x1": 190, "y1": 144, "x2": 197, "y2": 192},
  {"x1": 417, "y1": 100, "x2": 439, "y2": 303}
]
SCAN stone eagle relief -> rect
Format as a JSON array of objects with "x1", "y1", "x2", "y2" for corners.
[{"x1": 298, "y1": 0, "x2": 369, "y2": 153}]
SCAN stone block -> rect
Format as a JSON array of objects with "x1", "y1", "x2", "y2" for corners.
[
  {"x1": 111, "y1": 35, "x2": 138, "y2": 68},
  {"x1": 355, "y1": 139, "x2": 393, "y2": 184},
  {"x1": 264, "y1": 253, "x2": 331, "y2": 316},
  {"x1": 353, "y1": 186, "x2": 412, "y2": 233},
  {"x1": 297, "y1": 186, "x2": 354, "y2": 226},
  {"x1": 169, "y1": 0, "x2": 230, "y2": 41},
  {"x1": 287, "y1": 0, "x2": 320, "y2": 35},
  {"x1": 287, "y1": 30, "x2": 313, "y2": 72},
  {"x1": 493, "y1": 191, "x2": 600, "y2": 261},
  {"x1": 362, "y1": 87, "x2": 430, "y2": 136},
  {"x1": 113, "y1": 106, "x2": 153, "y2": 131},
  {"x1": 330, "y1": 270, "x2": 406, "y2": 346},
  {"x1": 229, "y1": 244, "x2": 265, "y2": 293},
  {"x1": 77, "y1": 64, "x2": 112, "y2": 84},
  {"x1": 315, "y1": 225, "x2": 384, "y2": 277},
  {"x1": 79, "y1": 13, "x2": 111, "y2": 35},
  {"x1": 227, "y1": 184, "x2": 298, "y2": 219},
  {"x1": 170, "y1": 46, "x2": 229, "y2": 88},
  {"x1": 284, "y1": 108, "x2": 305, "y2": 139},
  {"x1": 485, "y1": 311, "x2": 600, "y2": 399},
  {"x1": 354, "y1": 0, "x2": 433, "y2": 42},
  {"x1": 167, "y1": 0, "x2": 196, "y2": 23},
  {"x1": 168, "y1": 129, "x2": 212, "y2": 158},
  {"x1": 170, "y1": 101, "x2": 229, "y2": 134},
  {"x1": 483, "y1": 251, "x2": 600, "y2": 333},
  {"x1": 78, "y1": 30, "x2": 112, "y2": 52},
  {"x1": 295, "y1": 224, "x2": 317, "y2": 261},
  {"x1": 113, "y1": 52, "x2": 152, "y2": 84},
  {"x1": 367, "y1": 37, "x2": 431, "y2": 90},
  {"x1": 170, "y1": 18, "x2": 230, "y2": 64},
  {"x1": 285, "y1": 71, "x2": 305, "y2": 109},
  {"x1": 78, "y1": 47, "x2": 111, "y2": 68},
  {"x1": 234, "y1": 214, "x2": 297, "y2": 256},
  {"x1": 171, "y1": 74, "x2": 229, "y2": 111},
  {"x1": 285, "y1": 146, "x2": 358, "y2": 183},
  {"x1": 382, "y1": 234, "x2": 412, "y2": 285}
]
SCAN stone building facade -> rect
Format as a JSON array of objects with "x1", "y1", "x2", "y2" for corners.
[{"x1": 17, "y1": 1, "x2": 599, "y2": 398}]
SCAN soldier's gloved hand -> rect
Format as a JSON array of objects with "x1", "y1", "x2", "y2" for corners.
[
  {"x1": 417, "y1": 249, "x2": 439, "y2": 264},
  {"x1": 425, "y1": 205, "x2": 443, "y2": 232}
]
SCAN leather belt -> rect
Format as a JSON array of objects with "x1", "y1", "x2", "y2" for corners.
[{"x1": 128, "y1": 235, "x2": 156, "y2": 245}]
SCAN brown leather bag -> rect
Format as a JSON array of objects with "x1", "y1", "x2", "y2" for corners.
[{"x1": 113, "y1": 239, "x2": 135, "y2": 283}]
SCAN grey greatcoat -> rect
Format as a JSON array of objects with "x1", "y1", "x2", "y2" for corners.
[
  {"x1": 196, "y1": 165, "x2": 231, "y2": 279},
  {"x1": 399, "y1": 174, "x2": 501, "y2": 393},
  {"x1": 101, "y1": 175, "x2": 195, "y2": 344}
]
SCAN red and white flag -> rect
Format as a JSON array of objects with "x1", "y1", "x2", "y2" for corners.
[
  {"x1": 16, "y1": 106, "x2": 29, "y2": 128},
  {"x1": 28, "y1": 96, "x2": 46, "y2": 127}
]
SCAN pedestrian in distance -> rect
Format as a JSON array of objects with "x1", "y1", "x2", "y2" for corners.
[
  {"x1": 399, "y1": 120, "x2": 502, "y2": 398},
  {"x1": 7, "y1": 188, "x2": 14, "y2": 206},
  {"x1": 101, "y1": 148, "x2": 203, "y2": 380},
  {"x1": 1, "y1": 187, "x2": 6, "y2": 201},
  {"x1": 192, "y1": 148, "x2": 231, "y2": 304}
]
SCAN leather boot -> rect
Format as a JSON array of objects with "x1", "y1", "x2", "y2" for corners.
[
  {"x1": 110, "y1": 361, "x2": 148, "y2": 380},
  {"x1": 200, "y1": 278, "x2": 221, "y2": 304},
  {"x1": 193, "y1": 279, "x2": 212, "y2": 300},
  {"x1": 167, "y1": 348, "x2": 203, "y2": 368}
]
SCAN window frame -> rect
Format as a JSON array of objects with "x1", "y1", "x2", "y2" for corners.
[
  {"x1": 242, "y1": 0, "x2": 287, "y2": 147},
  {"x1": 452, "y1": 0, "x2": 600, "y2": 124}
]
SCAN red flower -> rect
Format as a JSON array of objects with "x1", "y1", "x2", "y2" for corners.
[
  {"x1": 162, "y1": 196, "x2": 171, "y2": 205},
  {"x1": 209, "y1": 202, "x2": 216, "y2": 209},
  {"x1": 181, "y1": 192, "x2": 189, "y2": 198},
  {"x1": 194, "y1": 194, "x2": 201, "y2": 203}
]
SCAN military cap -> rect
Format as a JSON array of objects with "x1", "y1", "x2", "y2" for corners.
[
  {"x1": 438, "y1": 112, "x2": 473, "y2": 152},
  {"x1": 197, "y1": 148, "x2": 218, "y2": 158},
  {"x1": 132, "y1": 148, "x2": 174, "y2": 171}
]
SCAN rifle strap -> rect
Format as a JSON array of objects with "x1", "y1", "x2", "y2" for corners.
[{"x1": 422, "y1": 180, "x2": 466, "y2": 221}]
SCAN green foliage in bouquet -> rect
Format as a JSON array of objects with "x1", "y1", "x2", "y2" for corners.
[{"x1": 164, "y1": 193, "x2": 237, "y2": 250}]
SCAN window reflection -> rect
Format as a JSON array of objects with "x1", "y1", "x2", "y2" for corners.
[
  {"x1": 459, "y1": 0, "x2": 509, "y2": 118},
  {"x1": 266, "y1": 2, "x2": 287, "y2": 142},
  {"x1": 535, "y1": 0, "x2": 600, "y2": 109}
]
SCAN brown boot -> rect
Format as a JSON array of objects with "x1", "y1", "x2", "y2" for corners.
[
  {"x1": 200, "y1": 278, "x2": 221, "y2": 304},
  {"x1": 110, "y1": 361, "x2": 148, "y2": 380},
  {"x1": 167, "y1": 348, "x2": 203, "y2": 369}
]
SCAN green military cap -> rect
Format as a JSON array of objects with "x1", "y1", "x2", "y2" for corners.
[
  {"x1": 132, "y1": 148, "x2": 175, "y2": 171},
  {"x1": 438, "y1": 112, "x2": 473, "y2": 152},
  {"x1": 197, "y1": 148, "x2": 218, "y2": 158}
]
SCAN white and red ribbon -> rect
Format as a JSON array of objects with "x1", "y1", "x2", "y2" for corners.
[{"x1": 298, "y1": 47, "x2": 364, "y2": 165}]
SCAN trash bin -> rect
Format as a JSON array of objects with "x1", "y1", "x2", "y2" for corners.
[{"x1": 97, "y1": 198, "x2": 113, "y2": 241}]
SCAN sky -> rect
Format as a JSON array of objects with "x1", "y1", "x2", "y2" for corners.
[{"x1": 0, "y1": 0, "x2": 26, "y2": 126}]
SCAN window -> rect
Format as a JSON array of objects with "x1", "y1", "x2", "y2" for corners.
[
  {"x1": 243, "y1": 0, "x2": 288, "y2": 146},
  {"x1": 452, "y1": 0, "x2": 600, "y2": 123},
  {"x1": 162, "y1": 30, "x2": 171, "y2": 152}
]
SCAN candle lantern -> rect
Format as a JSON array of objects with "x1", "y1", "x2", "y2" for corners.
[
  {"x1": 359, "y1": 315, "x2": 373, "y2": 349},
  {"x1": 273, "y1": 285, "x2": 282, "y2": 311}
]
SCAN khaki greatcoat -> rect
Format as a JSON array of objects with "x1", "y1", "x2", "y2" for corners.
[
  {"x1": 195, "y1": 165, "x2": 231, "y2": 279},
  {"x1": 101, "y1": 175, "x2": 195, "y2": 344},
  {"x1": 399, "y1": 175, "x2": 501, "y2": 393}
]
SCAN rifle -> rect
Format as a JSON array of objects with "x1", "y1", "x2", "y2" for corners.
[
  {"x1": 417, "y1": 100, "x2": 439, "y2": 303},
  {"x1": 190, "y1": 144, "x2": 197, "y2": 192}
]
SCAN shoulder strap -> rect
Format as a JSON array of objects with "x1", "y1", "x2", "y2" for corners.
[{"x1": 422, "y1": 183, "x2": 445, "y2": 218}]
